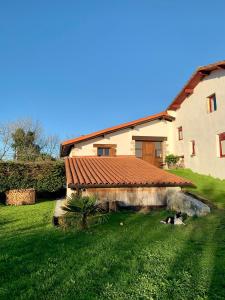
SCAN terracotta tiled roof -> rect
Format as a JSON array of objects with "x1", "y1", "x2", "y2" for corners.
[
  {"x1": 60, "y1": 112, "x2": 174, "y2": 157},
  {"x1": 65, "y1": 156, "x2": 193, "y2": 188},
  {"x1": 168, "y1": 60, "x2": 225, "y2": 110}
]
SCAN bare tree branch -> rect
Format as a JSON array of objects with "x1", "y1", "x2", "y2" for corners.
[
  {"x1": 0, "y1": 122, "x2": 14, "y2": 160},
  {"x1": 42, "y1": 135, "x2": 59, "y2": 157},
  {"x1": 0, "y1": 118, "x2": 59, "y2": 161}
]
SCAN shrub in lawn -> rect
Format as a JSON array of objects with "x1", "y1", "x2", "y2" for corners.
[{"x1": 62, "y1": 193, "x2": 109, "y2": 230}]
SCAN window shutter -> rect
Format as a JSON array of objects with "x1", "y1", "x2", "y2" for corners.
[
  {"x1": 110, "y1": 147, "x2": 116, "y2": 156},
  {"x1": 213, "y1": 96, "x2": 217, "y2": 111}
]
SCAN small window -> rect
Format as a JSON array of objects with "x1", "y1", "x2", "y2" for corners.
[
  {"x1": 97, "y1": 147, "x2": 110, "y2": 156},
  {"x1": 155, "y1": 142, "x2": 162, "y2": 158},
  {"x1": 178, "y1": 127, "x2": 183, "y2": 140},
  {"x1": 191, "y1": 140, "x2": 196, "y2": 156},
  {"x1": 135, "y1": 141, "x2": 142, "y2": 158},
  {"x1": 94, "y1": 144, "x2": 116, "y2": 156},
  {"x1": 207, "y1": 94, "x2": 217, "y2": 113},
  {"x1": 219, "y1": 133, "x2": 225, "y2": 158}
]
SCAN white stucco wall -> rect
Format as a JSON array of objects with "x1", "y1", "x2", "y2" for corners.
[
  {"x1": 67, "y1": 186, "x2": 181, "y2": 206},
  {"x1": 69, "y1": 119, "x2": 174, "y2": 158},
  {"x1": 67, "y1": 69, "x2": 225, "y2": 179},
  {"x1": 172, "y1": 69, "x2": 225, "y2": 179}
]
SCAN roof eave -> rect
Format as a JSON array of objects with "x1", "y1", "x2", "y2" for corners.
[
  {"x1": 60, "y1": 114, "x2": 175, "y2": 157},
  {"x1": 168, "y1": 60, "x2": 225, "y2": 111},
  {"x1": 68, "y1": 182, "x2": 194, "y2": 189}
]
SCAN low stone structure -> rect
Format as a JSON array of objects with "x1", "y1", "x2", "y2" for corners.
[
  {"x1": 65, "y1": 156, "x2": 193, "y2": 208},
  {"x1": 6, "y1": 188, "x2": 36, "y2": 205},
  {"x1": 83, "y1": 187, "x2": 181, "y2": 208},
  {"x1": 166, "y1": 191, "x2": 210, "y2": 216}
]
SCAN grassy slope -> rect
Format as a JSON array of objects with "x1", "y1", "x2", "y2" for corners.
[
  {"x1": 169, "y1": 168, "x2": 225, "y2": 209},
  {"x1": 1, "y1": 197, "x2": 225, "y2": 299}
]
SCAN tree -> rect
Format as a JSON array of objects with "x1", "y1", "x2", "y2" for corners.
[
  {"x1": 12, "y1": 128, "x2": 41, "y2": 161},
  {"x1": 62, "y1": 193, "x2": 108, "y2": 230},
  {"x1": 0, "y1": 118, "x2": 59, "y2": 161}
]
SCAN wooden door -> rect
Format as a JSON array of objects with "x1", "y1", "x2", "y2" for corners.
[
  {"x1": 142, "y1": 141, "x2": 162, "y2": 167},
  {"x1": 142, "y1": 142, "x2": 156, "y2": 165}
]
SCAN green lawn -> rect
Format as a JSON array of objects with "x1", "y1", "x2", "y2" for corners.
[
  {"x1": 169, "y1": 168, "x2": 225, "y2": 209},
  {"x1": 1, "y1": 171, "x2": 225, "y2": 299}
]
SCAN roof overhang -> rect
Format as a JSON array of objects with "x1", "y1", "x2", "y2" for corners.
[
  {"x1": 60, "y1": 112, "x2": 175, "y2": 157},
  {"x1": 168, "y1": 60, "x2": 225, "y2": 111},
  {"x1": 68, "y1": 182, "x2": 193, "y2": 189}
]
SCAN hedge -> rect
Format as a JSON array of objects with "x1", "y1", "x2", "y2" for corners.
[{"x1": 0, "y1": 161, "x2": 65, "y2": 193}]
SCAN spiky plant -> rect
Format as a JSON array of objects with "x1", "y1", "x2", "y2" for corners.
[{"x1": 62, "y1": 193, "x2": 108, "y2": 229}]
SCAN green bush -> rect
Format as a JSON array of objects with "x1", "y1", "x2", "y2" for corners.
[
  {"x1": 165, "y1": 154, "x2": 179, "y2": 166},
  {"x1": 62, "y1": 193, "x2": 109, "y2": 230},
  {"x1": 0, "y1": 161, "x2": 65, "y2": 193}
]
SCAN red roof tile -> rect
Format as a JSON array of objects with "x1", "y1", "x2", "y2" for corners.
[
  {"x1": 65, "y1": 156, "x2": 193, "y2": 188},
  {"x1": 168, "y1": 60, "x2": 225, "y2": 110},
  {"x1": 60, "y1": 111, "x2": 174, "y2": 157}
]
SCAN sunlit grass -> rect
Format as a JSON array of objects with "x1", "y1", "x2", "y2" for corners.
[
  {"x1": 169, "y1": 168, "x2": 225, "y2": 209},
  {"x1": 1, "y1": 196, "x2": 225, "y2": 299}
]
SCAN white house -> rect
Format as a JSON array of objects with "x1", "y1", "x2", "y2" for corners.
[
  {"x1": 61, "y1": 60, "x2": 225, "y2": 204},
  {"x1": 168, "y1": 61, "x2": 225, "y2": 179}
]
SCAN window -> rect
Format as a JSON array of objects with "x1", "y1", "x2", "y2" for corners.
[
  {"x1": 94, "y1": 144, "x2": 116, "y2": 156},
  {"x1": 97, "y1": 147, "x2": 110, "y2": 156},
  {"x1": 135, "y1": 141, "x2": 142, "y2": 158},
  {"x1": 178, "y1": 126, "x2": 183, "y2": 140},
  {"x1": 155, "y1": 142, "x2": 162, "y2": 158},
  {"x1": 207, "y1": 94, "x2": 217, "y2": 113},
  {"x1": 219, "y1": 133, "x2": 225, "y2": 158},
  {"x1": 191, "y1": 140, "x2": 196, "y2": 156}
]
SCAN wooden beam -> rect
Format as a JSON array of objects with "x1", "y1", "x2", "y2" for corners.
[
  {"x1": 184, "y1": 88, "x2": 193, "y2": 94},
  {"x1": 217, "y1": 64, "x2": 225, "y2": 70},
  {"x1": 93, "y1": 144, "x2": 117, "y2": 148},
  {"x1": 199, "y1": 70, "x2": 211, "y2": 76},
  {"x1": 171, "y1": 104, "x2": 180, "y2": 109},
  {"x1": 132, "y1": 136, "x2": 167, "y2": 142}
]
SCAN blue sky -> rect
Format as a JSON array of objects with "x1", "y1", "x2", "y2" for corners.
[{"x1": 1, "y1": 1, "x2": 225, "y2": 141}]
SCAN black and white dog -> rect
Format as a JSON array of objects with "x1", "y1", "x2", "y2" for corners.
[{"x1": 160, "y1": 212, "x2": 185, "y2": 225}]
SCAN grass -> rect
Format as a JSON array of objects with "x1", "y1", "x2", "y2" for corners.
[
  {"x1": 169, "y1": 168, "x2": 225, "y2": 209},
  {"x1": 0, "y1": 170, "x2": 225, "y2": 299}
]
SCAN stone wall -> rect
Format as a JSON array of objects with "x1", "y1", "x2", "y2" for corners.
[{"x1": 81, "y1": 186, "x2": 181, "y2": 207}]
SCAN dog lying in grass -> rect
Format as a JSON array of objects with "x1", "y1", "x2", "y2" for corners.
[{"x1": 160, "y1": 212, "x2": 186, "y2": 225}]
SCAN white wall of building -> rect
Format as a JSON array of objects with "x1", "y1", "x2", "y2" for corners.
[
  {"x1": 172, "y1": 69, "x2": 225, "y2": 179},
  {"x1": 69, "y1": 119, "x2": 174, "y2": 158},
  {"x1": 67, "y1": 69, "x2": 225, "y2": 179}
]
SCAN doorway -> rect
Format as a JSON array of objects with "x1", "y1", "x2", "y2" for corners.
[{"x1": 135, "y1": 141, "x2": 162, "y2": 167}]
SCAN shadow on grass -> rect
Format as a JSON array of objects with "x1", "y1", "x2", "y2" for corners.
[
  {"x1": 1, "y1": 206, "x2": 225, "y2": 300},
  {"x1": 0, "y1": 211, "x2": 171, "y2": 299},
  {"x1": 207, "y1": 211, "x2": 225, "y2": 299},
  {"x1": 164, "y1": 211, "x2": 225, "y2": 299}
]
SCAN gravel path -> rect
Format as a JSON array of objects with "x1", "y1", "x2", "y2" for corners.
[{"x1": 54, "y1": 199, "x2": 66, "y2": 217}]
